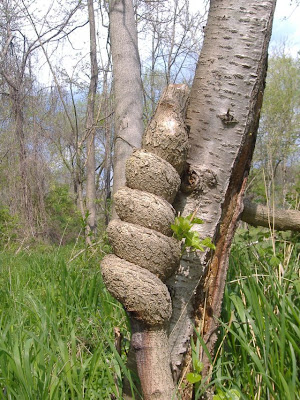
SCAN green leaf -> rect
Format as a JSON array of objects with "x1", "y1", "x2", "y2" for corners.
[
  {"x1": 186, "y1": 372, "x2": 202, "y2": 384},
  {"x1": 228, "y1": 389, "x2": 241, "y2": 400},
  {"x1": 213, "y1": 393, "x2": 225, "y2": 400},
  {"x1": 270, "y1": 255, "x2": 281, "y2": 267},
  {"x1": 171, "y1": 213, "x2": 214, "y2": 253},
  {"x1": 192, "y1": 217, "x2": 204, "y2": 225},
  {"x1": 171, "y1": 216, "x2": 193, "y2": 240},
  {"x1": 194, "y1": 360, "x2": 203, "y2": 373},
  {"x1": 201, "y1": 237, "x2": 216, "y2": 250},
  {"x1": 185, "y1": 232, "x2": 201, "y2": 249}
]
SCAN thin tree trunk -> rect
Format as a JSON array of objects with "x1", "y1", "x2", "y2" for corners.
[
  {"x1": 103, "y1": 73, "x2": 113, "y2": 225},
  {"x1": 108, "y1": 1, "x2": 145, "y2": 395},
  {"x1": 85, "y1": 0, "x2": 98, "y2": 244},
  {"x1": 104, "y1": 113, "x2": 112, "y2": 225},
  {"x1": 130, "y1": 321, "x2": 176, "y2": 400},
  {"x1": 12, "y1": 86, "x2": 34, "y2": 232},
  {"x1": 109, "y1": 0, "x2": 144, "y2": 212}
]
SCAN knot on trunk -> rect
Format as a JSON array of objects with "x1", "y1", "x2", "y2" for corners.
[{"x1": 101, "y1": 84, "x2": 190, "y2": 326}]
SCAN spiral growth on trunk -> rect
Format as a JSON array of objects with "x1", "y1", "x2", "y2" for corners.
[{"x1": 101, "y1": 84, "x2": 190, "y2": 327}]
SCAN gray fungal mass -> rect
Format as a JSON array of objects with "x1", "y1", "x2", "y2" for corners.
[{"x1": 101, "y1": 84, "x2": 190, "y2": 327}]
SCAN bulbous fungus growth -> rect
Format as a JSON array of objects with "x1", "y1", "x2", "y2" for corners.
[{"x1": 101, "y1": 84, "x2": 190, "y2": 327}]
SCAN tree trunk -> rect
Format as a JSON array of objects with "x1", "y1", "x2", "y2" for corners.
[
  {"x1": 168, "y1": 0, "x2": 277, "y2": 385},
  {"x1": 102, "y1": 84, "x2": 190, "y2": 399},
  {"x1": 109, "y1": 0, "x2": 144, "y2": 211},
  {"x1": 12, "y1": 86, "x2": 34, "y2": 232},
  {"x1": 104, "y1": 0, "x2": 277, "y2": 398},
  {"x1": 85, "y1": 0, "x2": 98, "y2": 244},
  {"x1": 103, "y1": 75, "x2": 113, "y2": 226}
]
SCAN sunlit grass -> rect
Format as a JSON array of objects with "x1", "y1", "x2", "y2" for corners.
[
  {"x1": 208, "y1": 229, "x2": 300, "y2": 400},
  {"x1": 0, "y1": 245, "x2": 135, "y2": 399}
]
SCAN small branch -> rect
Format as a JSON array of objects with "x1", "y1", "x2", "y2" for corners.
[
  {"x1": 0, "y1": 31, "x2": 13, "y2": 62},
  {"x1": 241, "y1": 198, "x2": 300, "y2": 232}
]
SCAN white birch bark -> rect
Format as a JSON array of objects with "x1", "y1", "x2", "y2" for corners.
[{"x1": 168, "y1": 0, "x2": 277, "y2": 383}]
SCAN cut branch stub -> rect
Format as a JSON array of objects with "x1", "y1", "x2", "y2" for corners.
[
  {"x1": 114, "y1": 187, "x2": 175, "y2": 236},
  {"x1": 107, "y1": 220, "x2": 181, "y2": 281},
  {"x1": 102, "y1": 255, "x2": 172, "y2": 326},
  {"x1": 142, "y1": 84, "x2": 190, "y2": 175},
  {"x1": 126, "y1": 149, "x2": 181, "y2": 203}
]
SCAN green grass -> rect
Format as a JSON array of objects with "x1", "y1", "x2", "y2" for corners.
[
  {"x1": 0, "y1": 245, "x2": 135, "y2": 399},
  {"x1": 207, "y1": 229, "x2": 300, "y2": 400},
  {"x1": 0, "y1": 229, "x2": 299, "y2": 399}
]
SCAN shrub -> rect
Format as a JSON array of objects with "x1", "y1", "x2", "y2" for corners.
[{"x1": 45, "y1": 184, "x2": 82, "y2": 244}]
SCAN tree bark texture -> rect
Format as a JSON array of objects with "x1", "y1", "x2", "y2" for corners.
[
  {"x1": 109, "y1": 0, "x2": 144, "y2": 206},
  {"x1": 168, "y1": 0, "x2": 277, "y2": 383},
  {"x1": 241, "y1": 198, "x2": 300, "y2": 232},
  {"x1": 86, "y1": 0, "x2": 98, "y2": 242},
  {"x1": 131, "y1": 322, "x2": 176, "y2": 400},
  {"x1": 101, "y1": 84, "x2": 190, "y2": 399},
  {"x1": 11, "y1": 86, "x2": 34, "y2": 230}
]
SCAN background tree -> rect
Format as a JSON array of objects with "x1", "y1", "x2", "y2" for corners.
[
  {"x1": 249, "y1": 49, "x2": 300, "y2": 208},
  {"x1": 85, "y1": 0, "x2": 98, "y2": 243},
  {"x1": 0, "y1": 0, "x2": 83, "y2": 238},
  {"x1": 136, "y1": 0, "x2": 207, "y2": 120}
]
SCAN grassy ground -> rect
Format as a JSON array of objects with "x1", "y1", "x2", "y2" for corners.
[
  {"x1": 205, "y1": 229, "x2": 300, "y2": 400},
  {"x1": 0, "y1": 244, "x2": 134, "y2": 399},
  {"x1": 0, "y1": 229, "x2": 299, "y2": 399}
]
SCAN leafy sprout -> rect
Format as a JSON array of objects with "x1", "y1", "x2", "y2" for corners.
[{"x1": 171, "y1": 213, "x2": 215, "y2": 253}]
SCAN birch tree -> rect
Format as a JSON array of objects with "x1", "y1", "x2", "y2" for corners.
[{"x1": 102, "y1": 0, "x2": 277, "y2": 399}]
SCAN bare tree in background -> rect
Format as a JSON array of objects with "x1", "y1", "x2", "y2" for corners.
[
  {"x1": 85, "y1": 0, "x2": 98, "y2": 243},
  {"x1": 136, "y1": 0, "x2": 208, "y2": 120},
  {"x1": 0, "y1": 0, "x2": 83, "y2": 234},
  {"x1": 109, "y1": 0, "x2": 144, "y2": 206}
]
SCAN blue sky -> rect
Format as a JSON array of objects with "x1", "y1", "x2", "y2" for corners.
[{"x1": 271, "y1": 0, "x2": 300, "y2": 56}]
